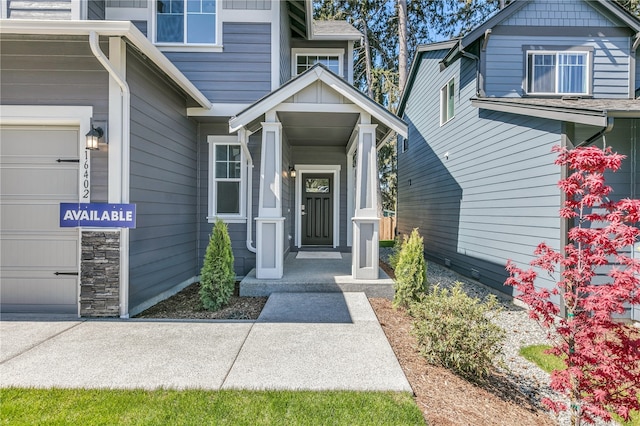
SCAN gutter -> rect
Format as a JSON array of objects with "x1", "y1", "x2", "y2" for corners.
[
  {"x1": 461, "y1": 50, "x2": 483, "y2": 97},
  {"x1": 576, "y1": 116, "x2": 615, "y2": 148},
  {"x1": 89, "y1": 31, "x2": 131, "y2": 318}
]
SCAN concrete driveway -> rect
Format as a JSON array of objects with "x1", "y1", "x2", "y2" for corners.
[{"x1": 0, "y1": 292, "x2": 411, "y2": 392}]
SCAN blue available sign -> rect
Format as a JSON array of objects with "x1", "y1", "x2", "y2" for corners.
[{"x1": 60, "y1": 203, "x2": 136, "y2": 228}]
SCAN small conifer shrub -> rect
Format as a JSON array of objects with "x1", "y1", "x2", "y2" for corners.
[
  {"x1": 387, "y1": 235, "x2": 404, "y2": 269},
  {"x1": 410, "y1": 282, "x2": 505, "y2": 380},
  {"x1": 199, "y1": 219, "x2": 235, "y2": 311},
  {"x1": 393, "y1": 228, "x2": 427, "y2": 308}
]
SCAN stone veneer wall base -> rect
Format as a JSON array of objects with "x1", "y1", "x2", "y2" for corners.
[{"x1": 81, "y1": 231, "x2": 120, "y2": 317}]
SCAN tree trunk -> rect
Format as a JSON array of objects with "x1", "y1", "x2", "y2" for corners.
[
  {"x1": 362, "y1": 18, "x2": 373, "y2": 99},
  {"x1": 398, "y1": 0, "x2": 408, "y2": 92}
]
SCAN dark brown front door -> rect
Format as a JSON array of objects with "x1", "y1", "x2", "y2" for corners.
[{"x1": 302, "y1": 174, "x2": 333, "y2": 246}]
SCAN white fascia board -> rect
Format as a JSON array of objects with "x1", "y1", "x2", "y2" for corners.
[
  {"x1": 0, "y1": 19, "x2": 211, "y2": 110},
  {"x1": 188, "y1": 103, "x2": 251, "y2": 118}
]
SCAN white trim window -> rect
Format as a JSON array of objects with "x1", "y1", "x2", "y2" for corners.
[
  {"x1": 440, "y1": 78, "x2": 455, "y2": 125},
  {"x1": 292, "y1": 48, "x2": 344, "y2": 77},
  {"x1": 526, "y1": 51, "x2": 590, "y2": 95},
  {"x1": 208, "y1": 136, "x2": 245, "y2": 222},
  {"x1": 155, "y1": 0, "x2": 218, "y2": 46}
]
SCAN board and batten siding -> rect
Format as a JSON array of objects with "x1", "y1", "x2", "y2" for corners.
[
  {"x1": 164, "y1": 23, "x2": 271, "y2": 103},
  {"x1": 223, "y1": 0, "x2": 270, "y2": 9},
  {"x1": 484, "y1": 33, "x2": 631, "y2": 98},
  {"x1": 399, "y1": 49, "x2": 562, "y2": 297},
  {"x1": 127, "y1": 49, "x2": 199, "y2": 314},
  {"x1": 0, "y1": 36, "x2": 109, "y2": 201}
]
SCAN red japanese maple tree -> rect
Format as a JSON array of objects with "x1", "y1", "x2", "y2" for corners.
[{"x1": 506, "y1": 145, "x2": 640, "y2": 425}]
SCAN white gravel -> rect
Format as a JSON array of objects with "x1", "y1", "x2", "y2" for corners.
[{"x1": 379, "y1": 248, "x2": 618, "y2": 426}]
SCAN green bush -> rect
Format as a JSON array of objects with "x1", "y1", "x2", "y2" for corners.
[
  {"x1": 392, "y1": 229, "x2": 427, "y2": 308},
  {"x1": 410, "y1": 282, "x2": 505, "y2": 381},
  {"x1": 199, "y1": 219, "x2": 235, "y2": 311}
]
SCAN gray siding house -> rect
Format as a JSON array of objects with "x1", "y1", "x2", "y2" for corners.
[
  {"x1": 0, "y1": 0, "x2": 406, "y2": 317},
  {"x1": 397, "y1": 0, "x2": 640, "y2": 319}
]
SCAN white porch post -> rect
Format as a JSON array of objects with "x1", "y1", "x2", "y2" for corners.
[
  {"x1": 352, "y1": 115, "x2": 379, "y2": 279},
  {"x1": 256, "y1": 114, "x2": 284, "y2": 279}
]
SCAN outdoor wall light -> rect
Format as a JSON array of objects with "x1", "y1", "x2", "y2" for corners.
[
  {"x1": 85, "y1": 125, "x2": 104, "y2": 150},
  {"x1": 289, "y1": 167, "x2": 297, "y2": 178}
]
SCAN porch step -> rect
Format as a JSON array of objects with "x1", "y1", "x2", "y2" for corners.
[{"x1": 239, "y1": 252, "x2": 395, "y2": 299}]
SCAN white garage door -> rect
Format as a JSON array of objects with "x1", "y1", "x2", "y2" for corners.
[{"x1": 1, "y1": 126, "x2": 80, "y2": 314}]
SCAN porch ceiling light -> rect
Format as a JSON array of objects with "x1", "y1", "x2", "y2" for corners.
[
  {"x1": 85, "y1": 125, "x2": 104, "y2": 150},
  {"x1": 289, "y1": 167, "x2": 297, "y2": 178}
]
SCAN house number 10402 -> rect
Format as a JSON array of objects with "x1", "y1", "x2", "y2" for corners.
[{"x1": 81, "y1": 149, "x2": 91, "y2": 201}]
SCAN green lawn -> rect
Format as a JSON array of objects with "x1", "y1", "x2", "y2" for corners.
[
  {"x1": 0, "y1": 388, "x2": 425, "y2": 426},
  {"x1": 379, "y1": 240, "x2": 395, "y2": 248},
  {"x1": 520, "y1": 345, "x2": 639, "y2": 426}
]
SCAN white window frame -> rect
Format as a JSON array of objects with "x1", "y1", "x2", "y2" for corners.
[
  {"x1": 440, "y1": 78, "x2": 455, "y2": 126},
  {"x1": 292, "y1": 48, "x2": 344, "y2": 77},
  {"x1": 526, "y1": 50, "x2": 591, "y2": 96},
  {"x1": 151, "y1": 0, "x2": 223, "y2": 52},
  {"x1": 208, "y1": 135, "x2": 246, "y2": 223}
]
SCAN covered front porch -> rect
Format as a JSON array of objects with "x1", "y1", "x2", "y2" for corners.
[
  {"x1": 229, "y1": 64, "x2": 407, "y2": 282},
  {"x1": 239, "y1": 251, "x2": 394, "y2": 298}
]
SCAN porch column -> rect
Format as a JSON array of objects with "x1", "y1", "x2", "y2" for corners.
[
  {"x1": 352, "y1": 116, "x2": 379, "y2": 279},
  {"x1": 256, "y1": 117, "x2": 284, "y2": 279}
]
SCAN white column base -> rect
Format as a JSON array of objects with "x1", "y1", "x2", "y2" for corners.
[
  {"x1": 256, "y1": 217, "x2": 285, "y2": 279},
  {"x1": 352, "y1": 217, "x2": 379, "y2": 280}
]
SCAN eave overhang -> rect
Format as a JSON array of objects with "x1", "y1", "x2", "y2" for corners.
[
  {"x1": 229, "y1": 64, "x2": 407, "y2": 139},
  {"x1": 0, "y1": 19, "x2": 212, "y2": 109},
  {"x1": 472, "y1": 97, "x2": 640, "y2": 127}
]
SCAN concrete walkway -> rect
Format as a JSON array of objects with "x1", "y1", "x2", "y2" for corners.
[{"x1": 0, "y1": 292, "x2": 411, "y2": 392}]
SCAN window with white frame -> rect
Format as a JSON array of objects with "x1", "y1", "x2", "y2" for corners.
[
  {"x1": 526, "y1": 51, "x2": 590, "y2": 95},
  {"x1": 156, "y1": 0, "x2": 217, "y2": 45},
  {"x1": 208, "y1": 137, "x2": 245, "y2": 221},
  {"x1": 292, "y1": 49, "x2": 343, "y2": 76},
  {"x1": 440, "y1": 78, "x2": 455, "y2": 125}
]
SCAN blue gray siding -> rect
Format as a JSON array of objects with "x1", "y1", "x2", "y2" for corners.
[
  {"x1": 165, "y1": 23, "x2": 271, "y2": 103},
  {"x1": 127, "y1": 49, "x2": 199, "y2": 312},
  {"x1": 105, "y1": 0, "x2": 145, "y2": 7},
  {"x1": 399, "y1": 50, "x2": 562, "y2": 297},
  {"x1": 501, "y1": 0, "x2": 618, "y2": 27},
  {"x1": 6, "y1": 0, "x2": 72, "y2": 19},
  {"x1": 484, "y1": 34, "x2": 631, "y2": 98},
  {"x1": 87, "y1": 0, "x2": 105, "y2": 20},
  {"x1": 0, "y1": 36, "x2": 109, "y2": 200}
]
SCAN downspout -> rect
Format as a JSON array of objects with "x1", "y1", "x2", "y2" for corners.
[
  {"x1": 88, "y1": 31, "x2": 131, "y2": 317},
  {"x1": 461, "y1": 50, "x2": 483, "y2": 97},
  {"x1": 239, "y1": 128, "x2": 256, "y2": 253}
]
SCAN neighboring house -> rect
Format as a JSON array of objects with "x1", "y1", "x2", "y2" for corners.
[
  {"x1": 397, "y1": 0, "x2": 640, "y2": 319},
  {"x1": 0, "y1": 0, "x2": 407, "y2": 317}
]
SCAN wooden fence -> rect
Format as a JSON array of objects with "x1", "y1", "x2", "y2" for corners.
[{"x1": 380, "y1": 217, "x2": 396, "y2": 240}]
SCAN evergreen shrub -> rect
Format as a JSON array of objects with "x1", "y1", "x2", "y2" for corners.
[
  {"x1": 392, "y1": 228, "x2": 427, "y2": 308},
  {"x1": 199, "y1": 219, "x2": 235, "y2": 311},
  {"x1": 410, "y1": 282, "x2": 505, "y2": 380}
]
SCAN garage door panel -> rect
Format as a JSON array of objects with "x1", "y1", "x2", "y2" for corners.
[
  {"x1": 1, "y1": 237, "x2": 78, "y2": 269},
  {"x1": 1, "y1": 125, "x2": 80, "y2": 314},
  {"x1": 1, "y1": 202, "x2": 67, "y2": 232},
  {"x1": 1, "y1": 166, "x2": 78, "y2": 197},
  {"x1": 1, "y1": 128, "x2": 79, "y2": 157}
]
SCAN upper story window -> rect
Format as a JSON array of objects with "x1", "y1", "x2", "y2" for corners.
[
  {"x1": 526, "y1": 51, "x2": 590, "y2": 95},
  {"x1": 156, "y1": 0, "x2": 217, "y2": 45},
  {"x1": 440, "y1": 78, "x2": 455, "y2": 125},
  {"x1": 292, "y1": 49, "x2": 344, "y2": 77},
  {"x1": 208, "y1": 136, "x2": 246, "y2": 222}
]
